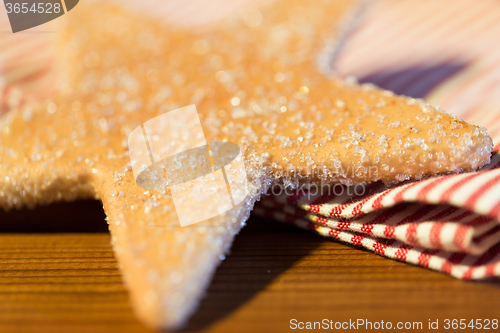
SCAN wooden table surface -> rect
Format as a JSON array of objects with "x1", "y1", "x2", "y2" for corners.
[{"x1": 0, "y1": 200, "x2": 499, "y2": 333}]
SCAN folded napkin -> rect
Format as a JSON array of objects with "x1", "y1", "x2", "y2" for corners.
[
  {"x1": 256, "y1": 0, "x2": 500, "y2": 279},
  {"x1": 255, "y1": 154, "x2": 500, "y2": 279}
]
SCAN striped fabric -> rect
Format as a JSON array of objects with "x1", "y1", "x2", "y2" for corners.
[
  {"x1": 256, "y1": 154, "x2": 500, "y2": 279},
  {"x1": 0, "y1": 8, "x2": 57, "y2": 115},
  {"x1": 256, "y1": 0, "x2": 500, "y2": 279},
  {"x1": 2, "y1": 0, "x2": 500, "y2": 279},
  {"x1": 331, "y1": 0, "x2": 500, "y2": 146}
]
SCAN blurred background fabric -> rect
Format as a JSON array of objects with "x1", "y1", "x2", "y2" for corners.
[{"x1": 331, "y1": 0, "x2": 500, "y2": 146}]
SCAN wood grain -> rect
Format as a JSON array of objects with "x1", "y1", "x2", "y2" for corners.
[{"x1": 0, "y1": 201, "x2": 499, "y2": 332}]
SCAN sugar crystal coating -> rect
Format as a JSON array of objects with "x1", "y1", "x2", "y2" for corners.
[{"x1": 0, "y1": 0, "x2": 494, "y2": 329}]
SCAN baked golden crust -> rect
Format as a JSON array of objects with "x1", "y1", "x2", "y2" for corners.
[
  {"x1": 0, "y1": 0, "x2": 493, "y2": 329},
  {"x1": 54, "y1": 0, "x2": 492, "y2": 186}
]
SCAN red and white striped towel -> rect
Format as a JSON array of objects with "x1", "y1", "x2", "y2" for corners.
[
  {"x1": 256, "y1": 0, "x2": 500, "y2": 279},
  {"x1": 255, "y1": 153, "x2": 500, "y2": 279}
]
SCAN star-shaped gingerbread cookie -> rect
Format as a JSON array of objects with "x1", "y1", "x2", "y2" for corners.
[{"x1": 0, "y1": 0, "x2": 493, "y2": 329}]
